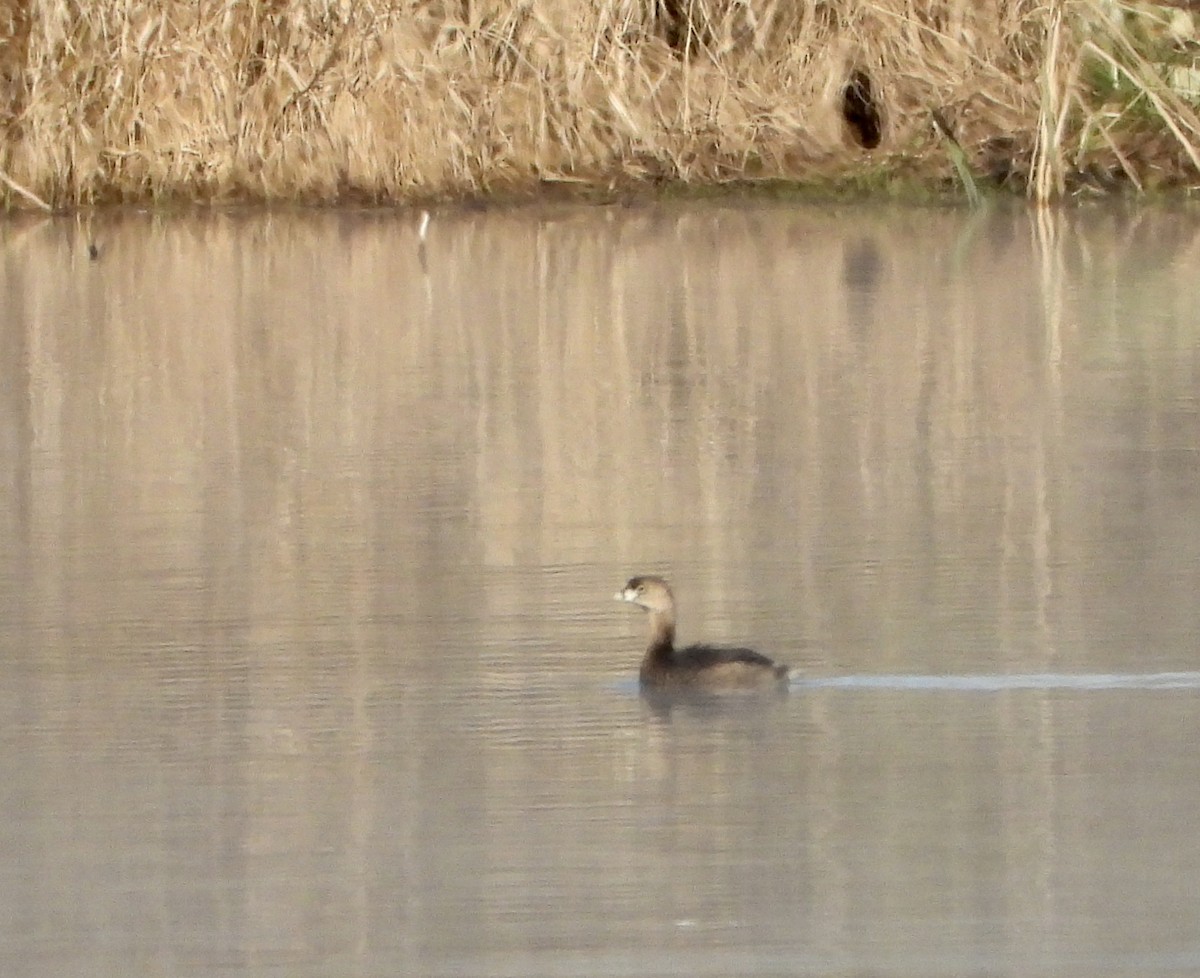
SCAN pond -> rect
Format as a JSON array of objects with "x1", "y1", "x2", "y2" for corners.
[{"x1": 2, "y1": 201, "x2": 1199, "y2": 977}]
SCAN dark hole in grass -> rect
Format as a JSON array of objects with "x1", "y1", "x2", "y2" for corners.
[
  {"x1": 843, "y1": 69, "x2": 883, "y2": 149},
  {"x1": 659, "y1": 0, "x2": 708, "y2": 58}
]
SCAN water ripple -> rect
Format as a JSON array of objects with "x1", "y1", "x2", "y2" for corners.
[{"x1": 794, "y1": 671, "x2": 1200, "y2": 691}]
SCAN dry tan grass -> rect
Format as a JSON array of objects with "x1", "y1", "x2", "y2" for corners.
[{"x1": 0, "y1": 0, "x2": 1197, "y2": 209}]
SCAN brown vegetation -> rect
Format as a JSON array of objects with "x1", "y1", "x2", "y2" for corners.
[{"x1": 1, "y1": 0, "x2": 1199, "y2": 209}]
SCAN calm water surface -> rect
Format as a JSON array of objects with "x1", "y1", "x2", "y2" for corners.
[{"x1": 2, "y1": 203, "x2": 1199, "y2": 977}]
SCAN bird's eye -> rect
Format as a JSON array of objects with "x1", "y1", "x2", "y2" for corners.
[{"x1": 635, "y1": 585, "x2": 644, "y2": 594}]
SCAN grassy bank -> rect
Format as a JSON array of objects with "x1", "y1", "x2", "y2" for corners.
[{"x1": 2, "y1": 0, "x2": 1200, "y2": 210}]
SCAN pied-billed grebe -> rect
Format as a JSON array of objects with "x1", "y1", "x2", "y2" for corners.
[{"x1": 615, "y1": 575, "x2": 789, "y2": 690}]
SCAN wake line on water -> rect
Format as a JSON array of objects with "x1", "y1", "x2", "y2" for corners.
[{"x1": 793, "y1": 671, "x2": 1200, "y2": 691}]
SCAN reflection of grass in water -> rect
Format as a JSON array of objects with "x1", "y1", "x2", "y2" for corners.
[
  {"x1": 10, "y1": 204, "x2": 1200, "y2": 683},
  {"x1": 2, "y1": 0, "x2": 1200, "y2": 209}
]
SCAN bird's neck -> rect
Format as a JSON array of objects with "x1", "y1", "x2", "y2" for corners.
[{"x1": 646, "y1": 609, "x2": 676, "y2": 656}]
